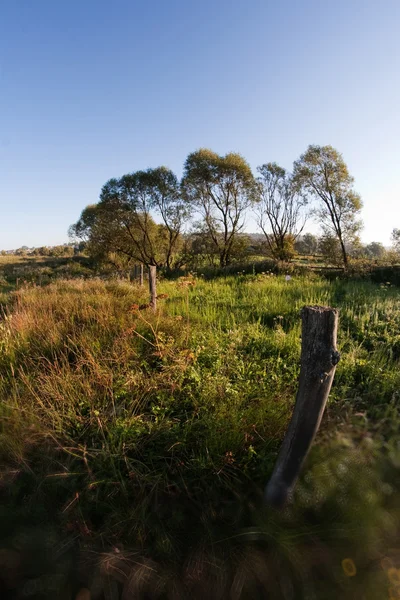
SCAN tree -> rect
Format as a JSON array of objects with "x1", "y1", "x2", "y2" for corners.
[
  {"x1": 365, "y1": 241, "x2": 385, "y2": 260},
  {"x1": 319, "y1": 234, "x2": 342, "y2": 266},
  {"x1": 70, "y1": 168, "x2": 187, "y2": 310},
  {"x1": 293, "y1": 145, "x2": 362, "y2": 269},
  {"x1": 294, "y1": 233, "x2": 319, "y2": 256},
  {"x1": 256, "y1": 162, "x2": 307, "y2": 261},
  {"x1": 138, "y1": 167, "x2": 189, "y2": 271},
  {"x1": 70, "y1": 168, "x2": 186, "y2": 271},
  {"x1": 391, "y1": 228, "x2": 400, "y2": 253},
  {"x1": 181, "y1": 149, "x2": 257, "y2": 267},
  {"x1": 71, "y1": 202, "x2": 153, "y2": 268},
  {"x1": 68, "y1": 205, "x2": 98, "y2": 242}
]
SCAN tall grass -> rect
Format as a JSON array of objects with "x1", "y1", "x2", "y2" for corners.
[{"x1": 0, "y1": 274, "x2": 399, "y2": 598}]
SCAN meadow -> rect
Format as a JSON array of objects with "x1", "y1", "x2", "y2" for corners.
[{"x1": 0, "y1": 272, "x2": 400, "y2": 598}]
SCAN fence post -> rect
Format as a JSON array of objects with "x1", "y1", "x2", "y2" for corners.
[
  {"x1": 149, "y1": 265, "x2": 157, "y2": 311},
  {"x1": 265, "y1": 305, "x2": 340, "y2": 509},
  {"x1": 140, "y1": 264, "x2": 144, "y2": 287}
]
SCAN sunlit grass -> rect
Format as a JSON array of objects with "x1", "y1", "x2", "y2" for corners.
[{"x1": 0, "y1": 273, "x2": 399, "y2": 597}]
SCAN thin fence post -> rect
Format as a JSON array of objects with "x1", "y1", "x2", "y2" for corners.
[
  {"x1": 140, "y1": 264, "x2": 144, "y2": 287},
  {"x1": 265, "y1": 305, "x2": 340, "y2": 509},
  {"x1": 149, "y1": 265, "x2": 157, "y2": 311}
]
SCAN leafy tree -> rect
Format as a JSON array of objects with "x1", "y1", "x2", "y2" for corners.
[
  {"x1": 365, "y1": 241, "x2": 385, "y2": 259},
  {"x1": 293, "y1": 145, "x2": 362, "y2": 269},
  {"x1": 319, "y1": 234, "x2": 342, "y2": 266},
  {"x1": 184, "y1": 229, "x2": 220, "y2": 268},
  {"x1": 139, "y1": 167, "x2": 189, "y2": 270},
  {"x1": 294, "y1": 233, "x2": 319, "y2": 256},
  {"x1": 71, "y1": 198, "x2": 167, "y2": 268},
  {"x1": 68, "y1": 205, "x2": 98, "y2": 242},
  {"x1": 391, "y1": 228, "x2": 400, "y2": 253},
  {"x1": 181, "y1": 149, "x2": 257, "y2": 267},
  {"x1": 256, "y1": 162, "x2": 307, "y2": 261},
  {"x1": 70, "y1": 168, "x2": 186, "y2": 271}
]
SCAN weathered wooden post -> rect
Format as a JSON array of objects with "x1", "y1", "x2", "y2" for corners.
[
  {"x1": 140, "y1": 264, "x2": 144, "y2": 287},
  {"x1": 265, "y1": 305, "x2": 340, "y2": 508},
  {"x1": 149, "y1": 265, "x2": 157, "y2": 311}
]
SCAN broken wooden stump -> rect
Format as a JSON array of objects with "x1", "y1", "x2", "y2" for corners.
[{"x1": 265, "y1": 305, "x2": 340, "y2": 509}]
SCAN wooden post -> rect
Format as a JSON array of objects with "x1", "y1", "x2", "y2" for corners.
[
  {"x1": 140, "y1": 264, "x2": 144, "y2": 287},
  {"x1": 134, "y1": 264, "x2": 138, "y2": 281},
  {"x1": 265, "y1": 305, "x2": 340, "y2": 509},
  {"x1": 149, "y1": 265, "x2": 157, "y2": 311}
]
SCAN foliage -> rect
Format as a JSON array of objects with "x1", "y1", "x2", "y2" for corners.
[
  {"x1": 294, "y1": 232, "x2": 320, "y2": 255},
  {"x1": 365, "y1": 241, "x2": 386, "y2": 259},
  {"x1": 391, "y1": 228, "x2": 400, "y2": 254},
  {"x1": 0, "y1": 274, "x2": 400, "y2": 597},
  {"x1": 182, "y1": 149, "x2": 257, "y2": 267},
  {"x1": 319, "y1": 234, "x2": 343, "y2": 266},
  {"x1": 70, "y1": 167, "x2": 186, "y2": 271},
  {"x1": 293, "y1": 145, "x2": 363, "y2": 268},
  {"x1": 256, "y1": 162, "x2": 308, "y2": 260}
]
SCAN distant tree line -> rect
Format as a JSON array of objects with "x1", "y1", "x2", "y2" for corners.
[
  {"x1": 0, "y1": 243, "x2": 81, "y2": 258},
  {"x1": 68, "y1": 144, "x2": 397, "y2": 276}
]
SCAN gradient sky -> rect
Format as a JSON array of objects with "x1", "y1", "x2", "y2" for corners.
[{"x1": 1, "y1": 0, "x2": 399, "y2": 249}]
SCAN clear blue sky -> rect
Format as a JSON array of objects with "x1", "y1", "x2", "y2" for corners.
[{"x1": 1, "y1": 0, "x2": 399, "y2": 249}]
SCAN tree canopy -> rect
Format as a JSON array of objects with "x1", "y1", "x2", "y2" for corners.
[
  {"x1": 70, "y1": 168, "x2": 185, "y2": 270},
  {"x1": 256, "y1": 162, "x2": 307, "y2": 260},
  {"x1": 293, "y1": 145, "x2": 362, "y2": 268},
  {"x1": 181, "y1": 149, "x2": 257, "y2": 267}
]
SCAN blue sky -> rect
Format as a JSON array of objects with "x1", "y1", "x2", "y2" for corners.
[{"x1": 1, "y1": 0, "x2": 399, "y2": 249}]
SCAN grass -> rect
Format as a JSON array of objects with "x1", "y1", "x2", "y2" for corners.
[
  {"x1": 0, "y1": 273, "x2": 399, "y2": 598},
  {"x1": 0, "y1": 254, "x2": 94, "y2": 286}
]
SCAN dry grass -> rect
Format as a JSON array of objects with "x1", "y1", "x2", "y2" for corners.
[{"x1": 0, "y1": 275, "x2": 399, "y2": 598}]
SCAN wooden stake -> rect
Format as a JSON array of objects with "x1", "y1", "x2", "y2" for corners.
[
  {"x1": 149, "y1": 265, "x2": 157, "y2": 311},
  {"x1": 140, "y1": 264, "x2": 144, "y2": 287},
  {"x1": 265, "y1": 305, "x2": 340, "y2": 508}
]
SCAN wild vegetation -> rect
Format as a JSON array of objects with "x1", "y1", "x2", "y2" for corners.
[
  {"x1": 0, "y1": 271, "x2": 400, "y2": 598},
  {"x1": 1, "y1": 143, "x2": 400, "y2": 598},
  {"x1": 67, "y1": 145, "x2": 366, "y2": 274}
]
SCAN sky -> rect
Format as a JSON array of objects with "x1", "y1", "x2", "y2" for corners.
[{"x1": 0, "y1": 0, "x2": 399, "y2": 249}]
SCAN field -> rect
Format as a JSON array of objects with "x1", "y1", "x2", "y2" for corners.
[{"x1": 0, "y1": 272, "x2": 400, "y2": 598}]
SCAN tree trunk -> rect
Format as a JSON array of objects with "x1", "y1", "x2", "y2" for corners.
[
  {"x1": 265, "y1": 305, "x2": 340, "y2": 509},
  {"x1": 149, "y1": 265, "x2": 157, "y2": 312},
  {"x1": 339, "y1": 237, "x2": 348, "y2": 269}
]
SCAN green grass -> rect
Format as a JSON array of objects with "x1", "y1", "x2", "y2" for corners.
[{"x1": 0, "y1": 274, "x2": 399, "y2": 598}]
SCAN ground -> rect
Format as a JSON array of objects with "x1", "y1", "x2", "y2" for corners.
[{"x1": 0, "y1": 272, "x2": 399, "y2": 598}]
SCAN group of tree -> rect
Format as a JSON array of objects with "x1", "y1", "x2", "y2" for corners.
[
  {"x1": 0, "y1": 244, "x2": 79, "y2": 257},
  {"x1": 294, "y1": 233, "x2": 394, "y2": 265},
  {"x1": 70, "y1": 145, "x2": 365, "y2": 277}
]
